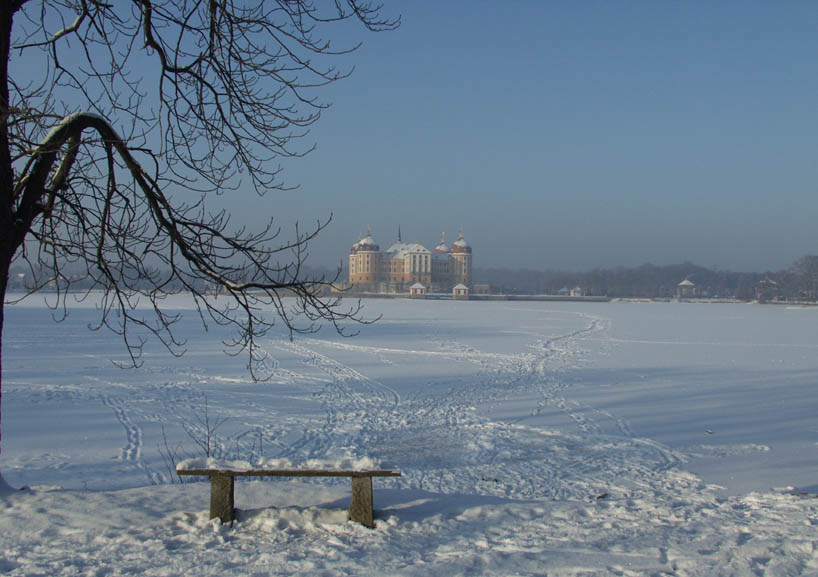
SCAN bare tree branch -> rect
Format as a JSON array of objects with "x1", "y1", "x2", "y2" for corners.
[{"x1": 0, "y1": 0, "x2": 397, "y2": 468}]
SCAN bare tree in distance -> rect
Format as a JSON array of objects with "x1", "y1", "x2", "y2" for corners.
[{"x1": 0, "y1": 1, "x2": 397, "y2": 484}]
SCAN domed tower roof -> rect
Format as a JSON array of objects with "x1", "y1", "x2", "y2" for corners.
[
  {"x1": 451, "y1": 229, "x2": 471, "y2": 254},
  {"x1": 350, "y1": 226, "x2": 379, "y2": 253},
  {"x1": 434, "y1": 232, "x2": 449, "y2": 254}
]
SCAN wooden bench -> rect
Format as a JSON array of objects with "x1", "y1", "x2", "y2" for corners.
[{"x1": 177, "y1": 468, "x2": 401, "y2": 528}]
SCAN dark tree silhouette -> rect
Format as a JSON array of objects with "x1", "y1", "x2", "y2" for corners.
[{"x1": 0, "y1": 1, "x2": 397, "y2": 483}]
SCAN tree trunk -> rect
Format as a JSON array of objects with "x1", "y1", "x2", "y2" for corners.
[
  {"x1": 0, "y1": 3, "x2": 16, "y2": 489},
  {"x1": 0, "y1": 243, "x2": 10, "y2": 488}
]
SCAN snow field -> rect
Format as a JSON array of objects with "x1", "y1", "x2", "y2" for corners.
[
  {"x1": 1, "y1": 296, "x2": 818, "y2": 575},
  {"x1": 1, "y1": 479, "x2": 816, "y2": 576}
]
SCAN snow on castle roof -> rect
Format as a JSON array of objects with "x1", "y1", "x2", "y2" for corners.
[
  {"x1": 434, "y1": 232, "x2": 450, "y2": 253},
  {"x1": 386, "y1": 242, "x2": 430, "y2": 260},
  {"x1": 351, "y1": 227, "x2": 380, "y2": 252},
  {"x1": 451, "y1": 230, "x2": 471, "y2": 253}
]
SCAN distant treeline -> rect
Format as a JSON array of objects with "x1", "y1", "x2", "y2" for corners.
[
  {"x1": 474, "y1": 255, "x2": 818, "y2": 301},
  {"x1": 6, "y1": 263, "x2": 341, "y2": 296},
  {"x1": 10, "y1": 257, "x2": 818, "y2": 302}
]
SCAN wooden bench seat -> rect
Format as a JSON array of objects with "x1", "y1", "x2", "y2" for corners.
[{"x1": 177, "y1": 468, "x2": 401, "y2": 528}]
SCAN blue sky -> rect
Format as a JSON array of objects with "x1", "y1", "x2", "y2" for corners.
[
  {"x1": 77, "y1": 1, "x2": 806, "y2": 273},
  {"x1": 252, "y1": 0, "x2": 816, "y2": 272},
  {"x1": 15, "y1": 1, "x2": 817, "y2": 272}
]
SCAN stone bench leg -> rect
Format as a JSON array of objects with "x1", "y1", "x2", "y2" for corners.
[
  {"x1": 210, "y1": 473, "x2": 235, "y2": 524},
  {"x1": 349, "y1": 476, "x2": 374, "y2": 528}
]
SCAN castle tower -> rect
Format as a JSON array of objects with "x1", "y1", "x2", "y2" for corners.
[
  {"x1": 434, "y1": 232, "x2": 449, "y2": 254},
  {"x1": 450, "y1": 229, "x2": 472, "y2": 287},
  {"x1": 348, "y1": 226, "x2": 381, "y2": 290},
  {"x1": 431, "y1": 232, "x2": 452, "y2": 290}
]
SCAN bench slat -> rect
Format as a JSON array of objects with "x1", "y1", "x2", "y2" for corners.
[{"x1": 177, "y1": 469, "x2": 401, "y2": 478}]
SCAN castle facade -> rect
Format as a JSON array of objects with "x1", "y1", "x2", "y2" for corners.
[{"x1": 349, "y1": 228, "x2": 472, "y2": 293}]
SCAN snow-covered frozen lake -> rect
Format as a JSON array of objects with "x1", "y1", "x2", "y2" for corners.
[{"x1": 2, "y1": 295, "x2": 817, "y2": 576}]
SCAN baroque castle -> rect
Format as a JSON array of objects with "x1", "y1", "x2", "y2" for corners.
[{"x1": 349, "y1": 227, "x2": 472, "y2": 293}]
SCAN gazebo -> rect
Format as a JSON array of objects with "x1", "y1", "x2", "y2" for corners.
[
  {"x1": 409, "y1": 282, "x2": 427, "y2": 298},
  {"x1": 676, "y1": 279, "x2": 696, "y2": 299},
  {"x1": 452, "y1": 283, "x2": 470, "y2": 300}
]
